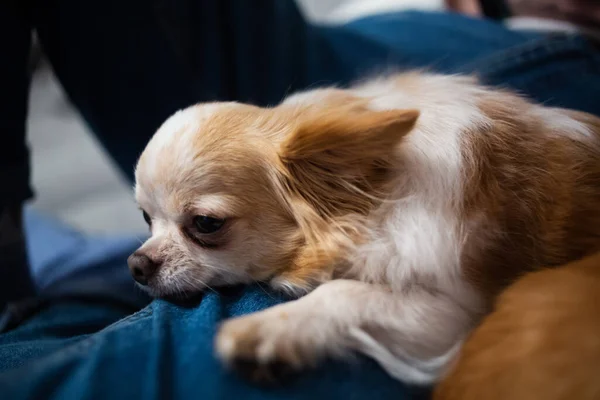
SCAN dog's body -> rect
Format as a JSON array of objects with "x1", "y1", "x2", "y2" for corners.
[{"x1": 130, "y1": 72, "x2": 600, "y2": 390}]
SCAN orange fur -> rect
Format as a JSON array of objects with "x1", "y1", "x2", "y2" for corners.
[
  {"x1": 435, "y1": 251, "x2": 600, "y2": 400},
  {"x1": 134, "y1": 100, "x2": 419, "y2": 295},
  {"x1": 277, "y1": 106, "x2": 419, "y2": 289},
  {"x1": 461, "y1": 93, "x2": 600, "y2": 301}
]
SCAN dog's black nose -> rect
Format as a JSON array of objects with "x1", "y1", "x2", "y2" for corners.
[{"x1": 127, "y1": 252, "x2": 160, "y2": 285}]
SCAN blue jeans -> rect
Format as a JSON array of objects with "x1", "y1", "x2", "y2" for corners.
[{"x1": 1, "y1": 1, "x2": 599, "y2": 399}]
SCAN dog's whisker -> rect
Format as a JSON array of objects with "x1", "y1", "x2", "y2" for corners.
[{"x1": 254, "y1": 280, "x2": 277, "y2": 301}]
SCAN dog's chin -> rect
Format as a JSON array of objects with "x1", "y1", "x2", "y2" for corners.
[
  {"x1": 137, "y1": 282, "x2": 205, "y2": 307},
  {"x1": 162, "y1": 290, "x2": 205, "y2": 307}
]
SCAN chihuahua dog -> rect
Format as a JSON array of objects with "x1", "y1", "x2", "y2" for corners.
[{"x1": 129, "y1": 72, "x2": 600, "y2": 386}]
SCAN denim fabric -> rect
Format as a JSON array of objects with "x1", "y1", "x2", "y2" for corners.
[
  {"x1": 1, "y1": 1, "x2": 600, "y2": 399},
  {"x1": 0, "y1": 210, "x2": 148, "y2": 331},
  {"x1": 1, "y1": 210, "x2": 425, "y2": 400},
  {"x1": 467, "y1": 33, "x2": 600, "y2": 115},
  {"x1": 0, "y1": 288, "x2": 422, "y2": 399}
]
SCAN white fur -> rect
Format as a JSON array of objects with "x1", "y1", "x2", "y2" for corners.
[
  {"x1": 351, "y1": 75, "x2": 487, "y2": 312},
  {"x1": 190, "y1": 195, "x2": 237, "y2": 218},
  {"x1": 349, "y1": 328, "x2": 462, "y2": 384},
  {"x1": 137, "y1": 102, "x2": 235, "y2": 188},
  {"x1": 283, "y1": 88, "x2": 341, "y2": 106},
  {"x1": 217, "y1": 279, "x2": 472, "y2": 384},
  {"x1": 534, "y1": 108, "x2": 593, "y2": 140}
]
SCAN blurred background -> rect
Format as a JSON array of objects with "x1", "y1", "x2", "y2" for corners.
[{"x1": 27, "y1": 0, "x2": 444, "y2": 236}]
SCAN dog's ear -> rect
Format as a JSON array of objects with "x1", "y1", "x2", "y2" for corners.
[{"x1": 279, "y1": 106, "x2": 419, "y2": 217}]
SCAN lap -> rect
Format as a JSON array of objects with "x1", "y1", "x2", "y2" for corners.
[
  {"x1": 466, "y1": 34, "x2": 600, "y2": 114},
  {"x1": 0, "y1": 286, "x2": 427, "y2": 399},
  {"x1": 327, "y1": 12, "x2": 600, "y2": 114},
  {"x1": 2, "y1": 4, "x2": 600, "y2": 399}
]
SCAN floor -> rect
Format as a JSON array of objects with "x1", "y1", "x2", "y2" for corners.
[{"x1": 27, "y1": 0, "x2": 443, "y2": 236}]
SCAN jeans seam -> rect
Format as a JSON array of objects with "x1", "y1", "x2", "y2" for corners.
[{"x1": 463, "y1": 34, "x2": 589, "y2": 76}]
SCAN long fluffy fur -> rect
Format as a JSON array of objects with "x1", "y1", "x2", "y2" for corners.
[{"x1": 131, "y1": 72, "x2": 600, "y2": 391}]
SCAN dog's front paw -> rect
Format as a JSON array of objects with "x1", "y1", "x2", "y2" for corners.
[{"x1": 215, "y1": 307, "x2": 330, "y2": 384}]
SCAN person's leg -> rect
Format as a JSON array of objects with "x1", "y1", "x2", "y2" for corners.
[
  {"x1": 0, "y1": 1, "x2": 36, "y2": 308},
  {"x1": 316, "y1": 11, "x2": 535, "y2": 82},
  {"x1": 31, "y1": 0, "x2": 313, "y2": 180},
  {"x1": 320, "y1": 12, "x2": 600, "y2": 116},
  {"x1": 0, "y1": 209, "x2": 146, "y2": 360},
  {"x1": 464, "y1": 33, "x2": 600, "y2": 115}
]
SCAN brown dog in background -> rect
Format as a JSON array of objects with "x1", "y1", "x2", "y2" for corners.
[{"x1": 436, "y1": 251, "x2": 600, "y2": 400}]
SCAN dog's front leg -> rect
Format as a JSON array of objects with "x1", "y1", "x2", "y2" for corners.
[{"x1": 215, "y1": 279, "x2": 473, "y2": 384}]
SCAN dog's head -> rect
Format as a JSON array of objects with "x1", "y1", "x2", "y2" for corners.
[{"x1": 130, "y1": 96, "x2": 418, "y2": 298}]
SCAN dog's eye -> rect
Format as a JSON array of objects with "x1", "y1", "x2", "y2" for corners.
[
  {"x1": 193, "y1": 215, "x2": 225, "y2": 234},
  {"x1": 142, "y1": 210, "x2": 152, "y2": 226}
]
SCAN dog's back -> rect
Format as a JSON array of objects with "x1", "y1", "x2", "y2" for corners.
[
  {"x1": 345, "y1": 73, "x2": 600, "y2": 302},
  {"x1": 430, "y1": 89, "x2": 600, "y2": 399},
  {"x1": 461, "y1": 96, "x2": 600, "y2": 300},
  {"x1": 350, "y1": 75, "x2": 600, "y2": 395}
]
